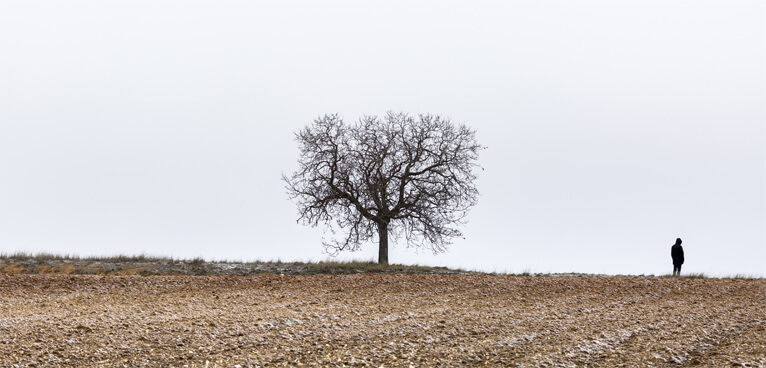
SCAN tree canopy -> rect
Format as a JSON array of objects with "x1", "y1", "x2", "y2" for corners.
[{"x1": 284, "y1": 112, "x2": 483, "y2": 264}]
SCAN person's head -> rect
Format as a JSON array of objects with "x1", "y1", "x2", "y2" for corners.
[{"x1": 675, "y1": 238, "x2": 682, "y2": 245}]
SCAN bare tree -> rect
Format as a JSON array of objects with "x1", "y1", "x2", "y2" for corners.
[{"x1": 283, "y1": 112, "x2": 483, "y2": 264}]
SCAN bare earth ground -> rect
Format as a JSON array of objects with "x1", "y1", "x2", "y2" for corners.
[{"x1": 0, "y1": 274, "x2": 763, "y2": 368}]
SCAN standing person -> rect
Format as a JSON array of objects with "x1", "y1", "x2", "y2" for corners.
[{"x1": 671, "y1": 238, "x2": 684, "y2": 276}]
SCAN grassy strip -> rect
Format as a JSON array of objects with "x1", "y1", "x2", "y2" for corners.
[
  {"x1": 0, "y1": 253, "x2": 761, "y2": 279},
  {"x1": 1, "y1": 251, "x2": 198, "y2": 263},
  {"x1": 0, "y1": 252, "x2": 474, "y2": 276}
]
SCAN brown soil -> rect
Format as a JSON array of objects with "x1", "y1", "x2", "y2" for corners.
[{"x1": 0, "y1": 274, "x2": 763, "y2": 367}]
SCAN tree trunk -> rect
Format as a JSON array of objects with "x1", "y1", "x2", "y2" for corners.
[{"x1": 377, "y1": 221, "x2": 389, "y2": 265}]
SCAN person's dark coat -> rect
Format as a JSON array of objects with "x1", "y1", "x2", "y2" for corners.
[{"x1": 671, "y1": 244, "x2": 684, "y2": 265}]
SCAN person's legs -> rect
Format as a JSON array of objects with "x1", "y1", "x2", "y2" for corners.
[{"x1": 673, "y1": 264, "x2": 681, "y2": 276}]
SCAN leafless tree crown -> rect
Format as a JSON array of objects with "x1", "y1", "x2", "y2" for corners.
[{"x1": 283, "y1": 112, "x2": 483, "y2": 261}]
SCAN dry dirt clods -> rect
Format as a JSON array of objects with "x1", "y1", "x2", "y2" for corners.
[{"x1": 0, "y1": 274, "x2": 763, "y2": 367}]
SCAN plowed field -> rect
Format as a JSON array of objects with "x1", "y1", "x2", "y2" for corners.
[{"x1": 1, "y1": 274, "x2": 763, "y2": 367}]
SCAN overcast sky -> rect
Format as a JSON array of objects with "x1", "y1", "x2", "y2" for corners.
[{"x1": 1, "y1": 1, "x2": 763, "y2": 276}]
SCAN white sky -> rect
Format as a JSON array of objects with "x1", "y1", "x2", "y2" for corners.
[{"x1": 1, "y1": 1, "x2": 763, "y2": 276}]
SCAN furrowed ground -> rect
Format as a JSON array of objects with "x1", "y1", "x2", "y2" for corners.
[{"x1": 0, "y1": 274, "x2": 763, "y2": 367}]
